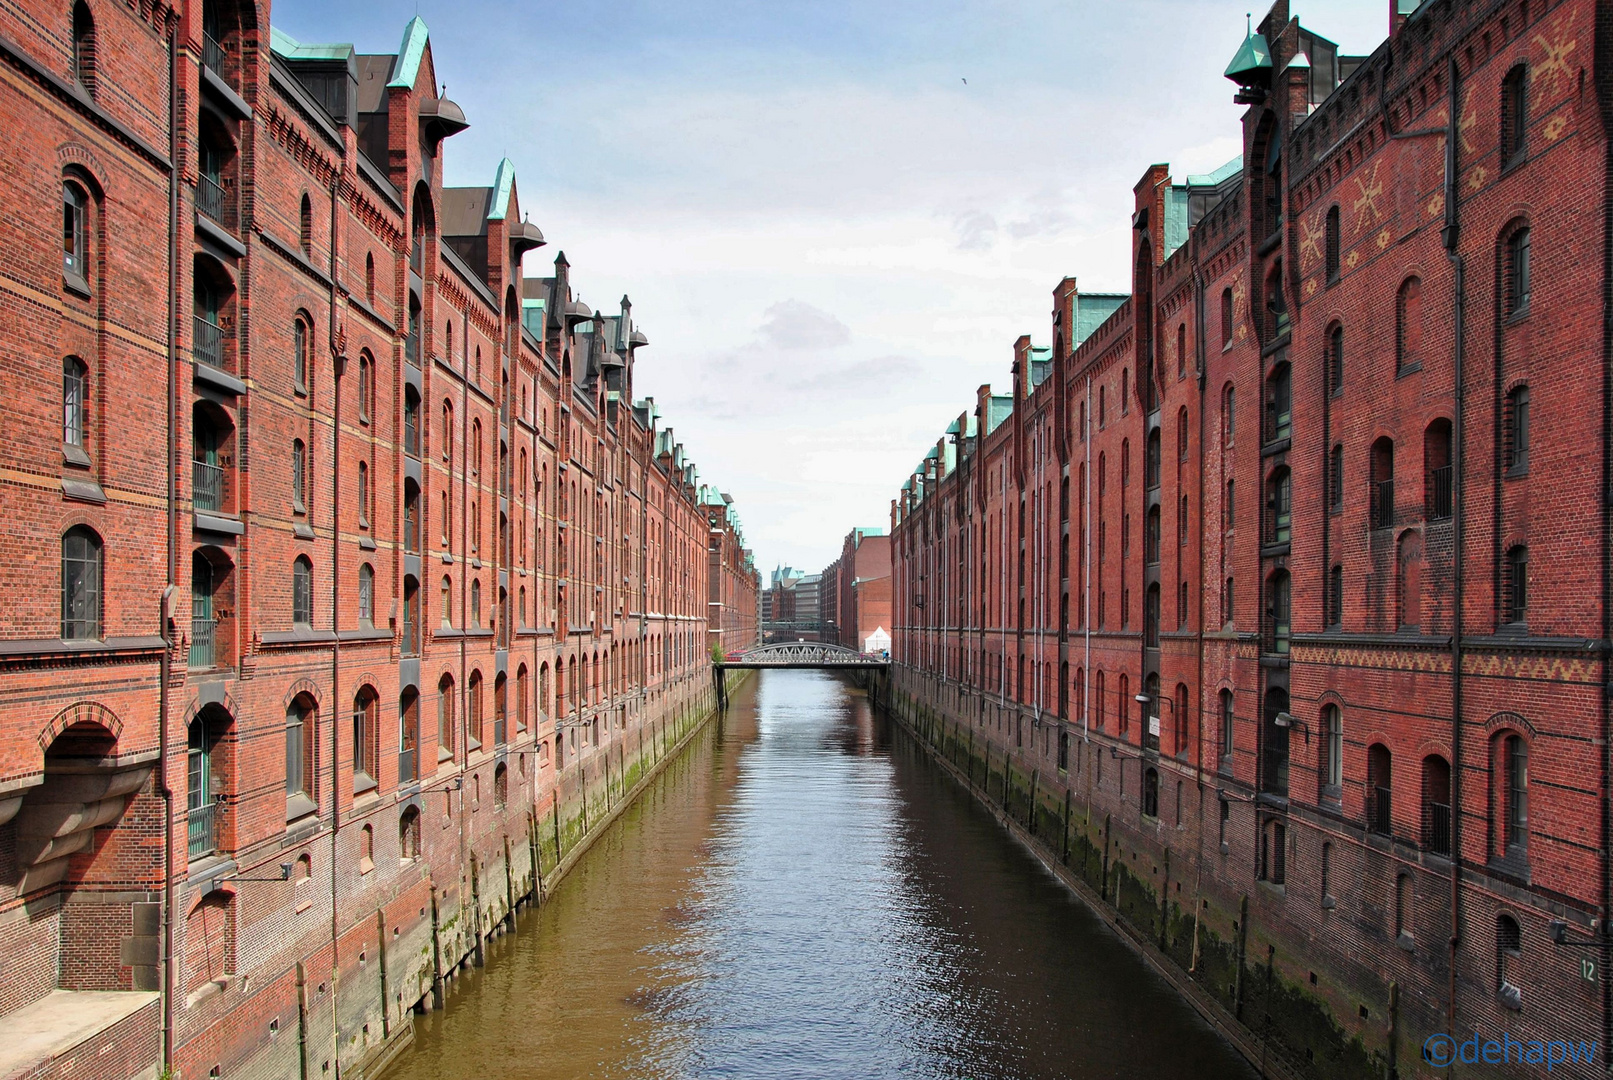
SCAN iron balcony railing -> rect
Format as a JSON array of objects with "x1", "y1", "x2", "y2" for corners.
[
  {"x1": 196, "y1": 173, "x2": 232, "y2": 228},
  {"x1": 202, "y1": 32, "x2": 226, "y2": 77},
  {"x1": 193, "y1": 317, "x2": 226, "y2": 371},
  {"x1": 1371, "y1": 479, "x2": 1395, "y2": 530},
  {"x1": 189, "y1": 616, "x2": 215, "y2": 670},
  {"x1": 1370, "y1": 785, "x2": 1393, "y2": 835},
  {"x1": 1426, "y1": 801, "x2": 1452, "y2": 856},
  {"x1": 193, "y1": 459, "x2": 225, "y2": 512},
  {"x1": 1428, "y1": 466, "x2": 1453, "y2": 520},
  {"x1": 187, "y1": 800, "x2": 218, "y2": 860}
]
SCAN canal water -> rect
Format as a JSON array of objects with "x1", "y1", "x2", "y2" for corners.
[{"x1": 389, "y1": 671, "x2": 1256, "y2": 1080}]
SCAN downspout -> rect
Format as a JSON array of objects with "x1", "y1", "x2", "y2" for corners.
[
  {"x1": 1084, "y1": 375, "x2": 1092, "y2": 743},
  {"x1": 160, "y1": 15, "x2": 179, "y2": 1075},
  {"x1": 1441, "y1": 53, "x2": 1465, "y2": 1035},
  {"x1": 1601, "y1": 40, "x2": 1613, "y2": 1068},
  {"x1": 326, "y1": 177, "x2": 343, "y2": 1078}
]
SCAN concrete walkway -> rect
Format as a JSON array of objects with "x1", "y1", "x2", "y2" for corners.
[{"x1": 0, "y1": 990, "x2": 157, "y2": 1080}]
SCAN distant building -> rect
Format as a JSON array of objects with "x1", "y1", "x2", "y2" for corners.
[{"x1": 821, "y1": 528, "x2": 891, "y2": 652}]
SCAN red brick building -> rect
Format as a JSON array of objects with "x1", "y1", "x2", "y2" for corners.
[
  {"x1": 822, "y1": 528, "x2": 891, "y2": 653},
  {"x1": 703, "y1": 487, "x2": 760, "y2": 657},
  {"x1": 0, "y1": 4, "x2": 754, "y2": 1078},
  {"x1": 890, "y1": 1, "x2": 1609, "y2": 1073}
]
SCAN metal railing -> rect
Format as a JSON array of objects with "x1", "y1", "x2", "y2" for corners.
[
  {"x1": 1371, "y1": 479, "x2": 1395, "y2": 530},
  {"x1": 202, "y1": 32, "x2": 226, "y2": 77},
  {"x1": 193, "y1": 317, "x2": 226, "y2": 370},
  {"x1": 193, "y1": 459, "x2": 225, "y2": 512},
  {"x1": 1370, "y1": 785, "x2": 1393, "y2": 835},
  {"x1": 1425, "y1": 801, "x2": 1452, "y2": 856},
  {"x1": 196, "y1": 173, "x2": 232, "y2": 227},
  {"x1": 187, "y1": 801, "x2": 218, "y2": 860},
  {"x1": 1427, "y1": 466, "x2": 1453, "y2": 520},
  {"x1": 189, "y1": 616, "x2": 215, "y2": 670}
]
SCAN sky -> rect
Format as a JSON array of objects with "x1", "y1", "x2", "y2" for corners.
[{"x1": 274, "y1": 0, "x2": 1394, "y2": 575}]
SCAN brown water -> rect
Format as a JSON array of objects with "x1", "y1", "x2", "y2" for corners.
[{"x1": 389, "y1": 670, "x2": 1257, "y2": 1080}]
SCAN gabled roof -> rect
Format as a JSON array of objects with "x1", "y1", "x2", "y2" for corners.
[{"x1": 387, "y1": 17, "x2": 430, "y2": 89}]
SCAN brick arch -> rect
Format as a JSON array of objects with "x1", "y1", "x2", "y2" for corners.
[
  {"x1": 1485, "y1": 710, "x2": 1536, "y2": 741},
  {"x1": 1314, "y1": 688, "x2": 1348, "y2": 712},
  {"x1": 182, "y1": 692, "x2": 241, "y2": 728},
  {"x1": 1415, "y1": 738, "x2": 1453, "y2": 763},
  {"x1": 38, "y1": 700, "x2": 123, "y2": 751},
  {"x1": 283, "y1": 678, "x2": 322, "y2": 709},
  {"x1": 56, "y1": 143, "x2": 107, "y2": 196},
  {"x1": 183, "y1": 881, "x2": 237, "y2": 918}
]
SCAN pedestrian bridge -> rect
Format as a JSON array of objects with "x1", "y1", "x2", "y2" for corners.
[{"x1": 717, "y1": 642, "x2": 889, "y2": 670}]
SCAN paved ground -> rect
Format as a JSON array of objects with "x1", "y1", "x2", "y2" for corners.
[{"x1": 0, "y1": 990, "x2": 157, "y2": 1080}]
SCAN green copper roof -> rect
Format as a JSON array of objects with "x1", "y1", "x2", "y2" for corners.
[
  {"x1": 270, "y1": 27, "x2": 353, "y2": 62},
  {"x1": 1164, "y1": 185, "x2": 1190, "y2": 259},
  {"x1": 485, "y1": 158, "x2": 516, "y2": 221},
  {"x1": 1225, "y1": 28, "x2": 1272, "y2": 80},
  {"x1": 387, "y1": 17, "x2": 430, "y2": 89},
  {"x1": 1186, "y1": 155, "x2": 1243, "y2": 188},
  {"x1": 1072, "y1": 294, "x2": 1129, "y2": 349}
]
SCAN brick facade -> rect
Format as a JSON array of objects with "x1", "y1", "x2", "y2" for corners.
[
  {"x1": 0, "y1": 3, "x2": 755, "y2": 1078},
  {"x1": 890, "y1": 1, "x2": 1610, "y2": 1074}
]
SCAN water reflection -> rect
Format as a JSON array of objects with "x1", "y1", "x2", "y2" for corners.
[{"x1": 391, "y1": 671, "x2": 1254, "y2": 1080}]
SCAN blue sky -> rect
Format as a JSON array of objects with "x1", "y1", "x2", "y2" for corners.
[{"x1": 274, "y1": 0, "x2": 1394, "y2": 573}]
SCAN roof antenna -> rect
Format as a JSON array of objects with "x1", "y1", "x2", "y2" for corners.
[{"x1": 1246, "y1": 12, "x2": 1252, "y2": 35}]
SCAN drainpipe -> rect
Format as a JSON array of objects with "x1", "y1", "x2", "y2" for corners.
[
  {"x1": 326, "y1": 177, "x2": 344, "y2": 1079},
  {"x1": 1192, "y1": 260, "x2": 1209, "y2": 952},
  {"x1": 1441, "y1": 53, "x2": 1466, "y2": 1036},
  {"x1": 1084, "y1": 375, "x2": 1092, "y2": 744},
  {"x1": 1601, "y1": 45, "x2": 1613, "y2": 1068},
  {"x1": 160, "y1": 14, "x2": 179, "y2": 1075}
]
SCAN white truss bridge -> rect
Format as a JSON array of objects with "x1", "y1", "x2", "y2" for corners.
[{"x1": 717, "y1": 642, "x2": 889, "y2": 669}]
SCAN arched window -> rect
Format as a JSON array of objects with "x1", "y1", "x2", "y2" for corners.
[
  {"x1": 364, "y1": 253, "x2": 375, "y2": 306},
  {"x1": 291, "y1": 438, "x2": 307, "y2": 511},
  {"x1": 357, "y1": 460, "x2": 369, "y2": 526},
  {"x1": 1504, "y1": 386, "x2": 1530, "y2": 473},
  {"x1": 1504, "y1": 545, "x2": 1529, "y2": 625},
  {"x1": 1321, "y1": 704, "x2": 1343, "y2": 794},
  {"x1": 352, "y1": 686, "x2": 378, "y2": 789},
  {"x1": 1219, "y1": 688, "x2": 1234, "y2": 765},
  {"x1": 1326, "y1": 564, "x2": 1343, "y2": 628},
  {"x1": 1327, "y1": 323, "x2": 1343, "y2": 396},
  {"x1": 403, "y1": 480, "x2": 420, "y2": 553},
  {"x1": 1264, "y1": 362, "x2": 1291, "y2": 444},
  {"x1": 357, "y1": 354, "x2": 372, "y2": 423},
  {"x1": 63, "y1": 181, "x2": 88, "y2": 281},
  {"x1": 1145, "y1": 429, "x2": 1160, "y2": 489},
  {"x1": 1143, "y1": 767, "x2": 1159, "y2": 818},
  {"x1": 1492, "y1": 732, "x2": 1529, "y2": 860},
  {"x1": 1396, "y1": 277, "x2": 1422, "y2": 372},
  {"x1": 399, "y1": 806, "x2": 421, "y2": 861},
  {"x1": 1505, "y1": 224, "x2": 1531, "y2": 317},
  {"x1": 437, "y1": 673, "x2": 455, "y2": 755},
  {"x1": 299, "y1": 194, "x2": 312, "y2": 257},
  {"x1": 63, "y1": 356, "x2": 87, "y2": 449},
  {"x1": 1220, "y1": 288, "x2": 1233, "y2": 348},
  {"x1": 187, "y1": 710, "x2": 225, "y2": 857},
  {"x1": 72, "y1": 2, "x2": 96, "y2": 92},
  {"x1": 494, "y1": 762, "x2": 508, "y2": 809},
  {"x1": 1095, "y1": 670, "x2": 1106, "y2": 729},
  {"x1": 1145, "y1": 505, "x2": 1161, "y2": 564},
  {"x1": 1496, "y1": 914, "x2": 1522, "y2": 1003},
  {"x1": 470, "y1": 578, "x2": 482, "y2": 627},
  {"x1": 1324, "y1": 205, "x2": 1341, "y2": 282},
  {"x1": 441, "y1": 400, "x2": 453, "y2": 463},
  {"x1": 1367, "y1": 743, "x2": 1393, "y2": 834},
  {"x1": 1501, "y1": 65, "x2": 1528, "y2": 166},
  {"x1": 1370, "y1": 437, "x2": 1395, "y2": 529},
  {"x1": 1174, "y1": 682, "x2": 1188, "y2": 752},
  {"x1": 1398, "y1": 531, "x2": 1424, "y2": 629},
  {"x1": 1329, "y1": 444, "x2": 1344, "y2": 513},
  {"x1": 1222, "y1": 383, "x2": 1236, "y2": 444},
  {"x1": 1144, "y1": 583, "x2": 1160, "y2": 647},
  {"x1": 285, "y1": 697, "x2": 315, "y2": 809},
  {"x1": 358, "y1": 563, "x2": 374, "y2": 625},
  {"x1": 399, "y1": 687, "x2": 420, "y2": 779},
  {"x1": 1265, "y1": 568, "x2": 1290, "y2": 654},
  {"x1": 1176, "y1": 406, "x2": 1188, "y2": 460},
  {"x1": 294, "y1": 314, "x2": 311, "y2": 393},
  {"x1": 292, "y1": 556, "x2": 313, "y2": 627},
  {"x1": 440, "y1": 575, "x2": 452, "y2": 628},
  {"x1": 1176, "y1": 323, "x2": 1187, "y2": 380},
  {"x1": 1422, "y1": 754, "x2": 1451, "y2": 855},
  {"x1": 516, "y1": 665, "x2": 529, "y2": 732},
  {"x1": 468, "y1": 671, "x2": 484, "y2": 747},
  {"x1": 1265, "y1": 466, "x2": 1291, "y2": 545},
  {"x1": 1098, "y1": 384, "x2": 1107, "y2": 428},
  {"x1": 403, "y1": 387, "x2": 420, "y2": 457}
]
